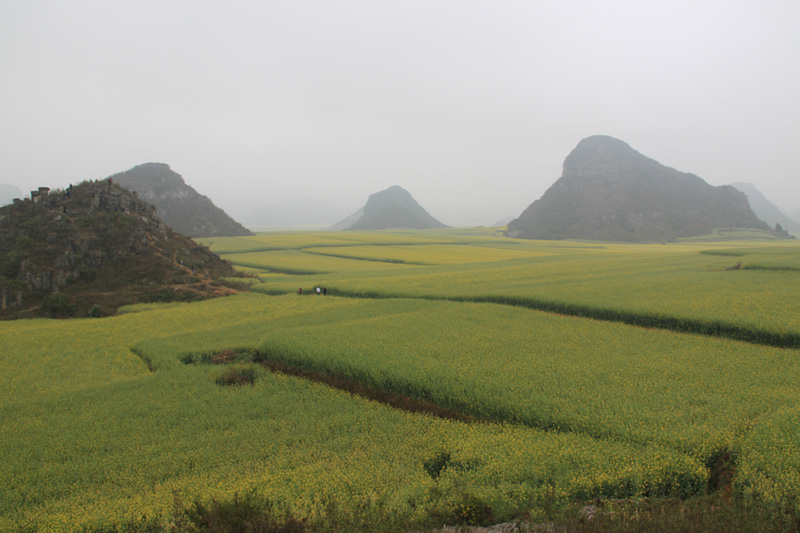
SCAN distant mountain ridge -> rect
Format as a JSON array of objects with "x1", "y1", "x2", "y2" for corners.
[
  {"x1": 730, "y1": 182, "x2": 800, "y2": 232},
  {"x1": 112, "y1": 163, "x2": 252, "y2": 238},
  {"x1": 334, "y1": 185, "x2": 447, "y2": 231},
  {"x1": 508, "y1": 136, "x2": 773, "y2": 242}
]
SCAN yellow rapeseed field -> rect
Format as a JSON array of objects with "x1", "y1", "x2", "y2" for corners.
[
  {"x1": 1, "y1": 293, "x2": 705, "y2": 531},
  {"x1": 4, "y1": 230, "x2": 800, "y2": 530}
]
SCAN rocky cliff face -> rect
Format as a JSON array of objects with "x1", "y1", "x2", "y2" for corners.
[
  {"x1": 508, "y1": 136, "x2": 773, "y2": 242},
  {"x1": 111, "y1": 163, "x2": 253, "y2": 238},
  {"x1": 0, "y1": 179, "x2": 244, "y2": 317},
  {"x1": 336, "y1": 185, "x2": 447, "y2": 231}
]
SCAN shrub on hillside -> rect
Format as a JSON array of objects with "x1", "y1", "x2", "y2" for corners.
[{"x1": 41, "y1": 293, "x2": 76, "y2": 318}]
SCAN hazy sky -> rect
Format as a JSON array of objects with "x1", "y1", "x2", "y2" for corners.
[{"x1": 2, "y1": 1, "x2": 799, "y2": 226}]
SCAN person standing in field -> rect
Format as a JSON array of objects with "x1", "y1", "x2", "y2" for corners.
[
  {"x1": 298, "y1": 287, "x2": 302, "y2": 295},
  {"x1": 316, "y1": 286, "x2": 321, "y2": 295}
]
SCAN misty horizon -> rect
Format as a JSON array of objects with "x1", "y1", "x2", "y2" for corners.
[
  {"x1": 2, "y1": 1, "x2": 799, "y2": 227},
  {"x1": 2, "y1": 147, "x2": 800, "y2": 231}
]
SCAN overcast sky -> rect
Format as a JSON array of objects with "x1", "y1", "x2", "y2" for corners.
[{"x1": 2, "y1": 1, "x2": 799, "y2": 226}]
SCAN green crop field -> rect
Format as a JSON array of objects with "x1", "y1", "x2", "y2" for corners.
[
  {"x1": 243, "y1": 238, "x2": 800, "y2": 346},
  {"x1": 3, "y1": 229, "x2": 800, "y2": 531}
]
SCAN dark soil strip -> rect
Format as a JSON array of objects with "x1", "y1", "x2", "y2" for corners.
[{"x1": 260, "y1": 359, "x2": 481, "y2": 423}]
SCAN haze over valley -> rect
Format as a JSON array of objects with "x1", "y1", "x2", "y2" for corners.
[{"x1": 2, "y1": 1, "x2": 798, "y2": 228}]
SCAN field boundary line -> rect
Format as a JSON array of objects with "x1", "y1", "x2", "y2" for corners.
[
  {"x1": 330, "y1": 290, "x2": 800, "y2": 349},
  {"x1": 129, "y1": 347, "x2": 155, "y2": 372},
  {"x1": 260, "y1": 358, "x2": 482, "y2": 423},
  {"x1": 237, "y1": 346, "x2": 724, "y2": 470}
]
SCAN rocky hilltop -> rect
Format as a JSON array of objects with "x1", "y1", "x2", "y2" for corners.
[
  {"x1": 334, "y1": 185, "x2": 447, "y2": 231},
  {"x1": 0, "y1": 179, "x2": 246, "y2": 318},
  {"x1": 111, "y1": 163, "x2": 253, "y2": 238},
  {"x1": 508, "y1": 136, "x2": 772, "y2": 242},
  {"x1": 731, "y1": 182, "x2": 800, "y2": 233}
]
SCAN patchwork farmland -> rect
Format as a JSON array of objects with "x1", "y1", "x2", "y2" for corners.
[{"x1": 3, "y1": 229, "x2": 800, "y2": 531}]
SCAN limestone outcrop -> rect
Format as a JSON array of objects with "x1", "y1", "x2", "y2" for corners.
[
  {"x1": 508, "y1": 136, "x2": 772, "y2": 242},
  {"x1": 334, "y1": 185, "x2": 447, "y2": 231},
  {"x1": 111, "y1": 163, "x2": 252, "y2": 237}
]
